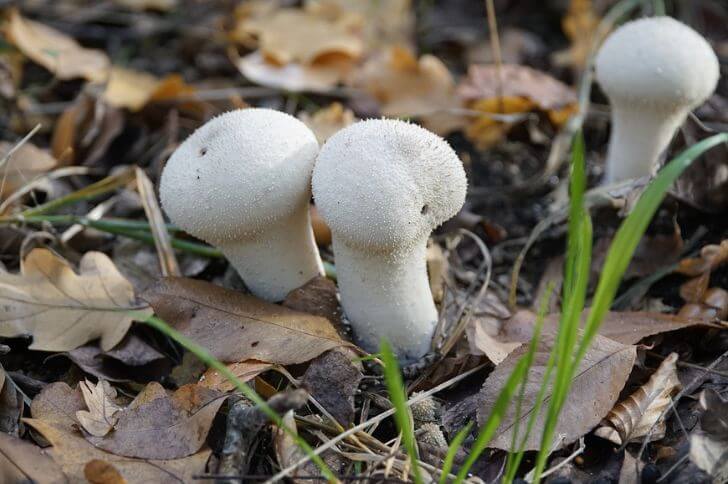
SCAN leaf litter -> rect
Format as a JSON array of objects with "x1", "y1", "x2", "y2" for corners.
[{"x1": 0, "y1": 0, "x2": 726, "y2": 482}]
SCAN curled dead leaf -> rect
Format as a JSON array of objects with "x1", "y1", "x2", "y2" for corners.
[
  {"x1": 0, "y1": 248, "x2": 151, "y2": 352},
  {"x1": 4, "y1": 9, "x2": 110, "y2": 82},
  {"x1": 594, "y1": 353, "x2": 681, "y2": 445},
  {"x1": 690, "y1": 389, "x2": 728, "y2": 481},
  {"x1": 76, "y1": 379, "x2": 123, "y2": 438}
]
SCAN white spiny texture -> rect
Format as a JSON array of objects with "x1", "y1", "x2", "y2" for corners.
[
  {"x1": 312, "y1": 119, "x2": 467, "y2": 362},
  {"x1": 595, "y1": 17, "x2": 719, "y2": 183},
  {"x1": 160, "y1": 108, "x2": 323, "y2": 301}
]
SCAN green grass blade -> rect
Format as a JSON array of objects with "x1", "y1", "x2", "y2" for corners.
[
  {"x1": 380, "y1": 339, "x2": 423, "y2": 484},
  {"x1": 439, "y1": 422, "x2": 473, "y2": 484}
]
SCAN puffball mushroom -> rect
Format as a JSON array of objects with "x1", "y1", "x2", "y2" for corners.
[
  {"x1": 595, "y1": 17, "x2": 719, "y2": 183},
  {"x1": 160, "y1": 108, "x2": 323, "y2": 301},
  {"x1": 312, "y1": 119, "x2": 467, "y2": 363}
]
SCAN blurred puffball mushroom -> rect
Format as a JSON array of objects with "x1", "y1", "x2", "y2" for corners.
[
  {"x1": 595, "y1": 17, "x2": 719, "y2": 183},
  {"x1": 160, "y1": 108, "x2": 323, "y2": 301},
  {"x1": 312, "y1": 119, "x2": 467, "y2": 363}
]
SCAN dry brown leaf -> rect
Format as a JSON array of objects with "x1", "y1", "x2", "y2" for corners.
[
  {"x1": 0, "y1": 141, "x2": 57, "y2": 198},
  {"x1": 84, "y1": 459, "x2": 128, "y2": 484},
  {"x1": 274, "y1": 410, "x2": 313, "y2": 484},
  {"x1": 310, "y1": 205, "x2": 332, "y2": 246},
  {"x1": 427, "y1": 242, "x2": 449, "y2": 305},
  {"x1": 24, "y1": 418, "x2": 211, "y2": 483},
  {"x1": 305, "y1": 0, "x2": 414, "y2": 49},
  {"x1": 458, "y1": 64, "x2": 577, "y2": 148},
  {"x1": 83, "y1": 383, "x2": 225, "y2": 460},
  {"x1": 112, "y1": 0, "x2": 177, "y2": 11},
  {"x1": 31, "y1": 382, "x2": 85, "y2": 433},
  {"x1": 103, "y1": 67, "x2": 160, "y2": 111},
  {"x1": 282, "y1": 275, "x2": 342, "y2": 326},
  {"x1": 234, "y1": 7, "x2": 362, "y2": 66},
  {"x1": 143, "y1": 277, "x2": 349, "y2": 365},
  {"x1": 595, "y1": 353, "x2": 681, "y2": 444},
  {"x1": 298, "y1": 102, "x2": 357, "y2": 144},
  {"x1": 351, "y1": 46, "x2": 464, "y2": 135},
  {"x1": 76, "y1": 379, "x2": 123, "y2": 437},
  {"x1": 0, "y1": 249, "x2": 150, "y2": 352},
  {"x1": 0, "y1": 431, "x2": 66, "y2": 484},
  {"x1": 199, "y1": 360, "x2": 273, "y2": 393},
  {"x1": 677, "y1": 241, "x2": 728, "y2": 277},
  {"x1": 236, "y1": 50, "x2": 344, "y2": 92},
  {"x1": 4, "y1": 9, "x2": 110, "y2": 82},
  {"x1": 302, "y1": 347, "x2": 362, "y2": 427},
  {"x1": 476, "y1": 334, "x2": 636, "y2": 451}
]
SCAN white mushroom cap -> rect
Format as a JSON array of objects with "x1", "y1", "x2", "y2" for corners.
[
  {"x1": 313, "y1": 119, "x2": 467, "y2": 253},
  {"x1": 161, "y1": 108, "x2": 318, "y2": 243},
  {"x1": 312, "y1": 119, "x2": 467, "y2": 362},
  {"x1": 160, "y1": 108, "x2": 323, "y2": 301},
  {"x1": 595, "y1": 17, "x2": 720, "y2": 183},
  {"x1": 596, "y1": 17, "x2": 719, "y2": 111}
]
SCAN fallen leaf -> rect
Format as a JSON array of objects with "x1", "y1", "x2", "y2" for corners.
[
  {"x1": 65, "y1": 334, "x2": 170, "y2": 383},
  {"x1": 298, "y1": 102, "x2": 357, "y2": 144},
  {"x1": 84, "y1": 383, "x2": 225, "y2": 460},
  {"x1": 0, "y1": 248, "x2": 151, "y2": 351},
  {"x1": 457, "y1": 64, "x2": 577, "y2": 148},
  {"x1": 274, "y1": 410, "x2": 313, "y2": 484},
  {"x1": 103, "y1": 67, "x2": 160, "y2": 111},
  {"x1": 476, "y1": 334, "x2": 636, "y2": 451},
  {"x1": 0, "y1": 431, "x2": 66, "y2": 484},
  {"x1": 310, "y1": 205, "x2": 332, "y2": 246},
  {"x1": 0, "y1": 141, "x2": 57, "y2": 198},
  {"x1": 24, "y1": 418, "x2": 211, "y2": 484},
  {"x1": 199, "y1": 360, "x2": 273, "y2": 393},
  {"x1": 236, "y1": 50, "x2": 344, "y2": 92},
  {"x1": 234, "y1": 7, "x2": 362, "y2": 66},
  {"x1": 143, "y1": 277, "x2": 348, "y2": 365},
  {"x1": 84, "y1": 459, "x2": 128, "y2": 484},
  {"x1": 676, "y1": 240, "x2": 728, "y2": 277},
  {"x1": 76, "y1": 380, "x2": 123, "y2": 437},
  {"x1": 4, "y1": 9, "x2": 110, "y2": 82},
  {"x1": 0, "y1": 365, "x2": 23, "y2": 436},
  {"x1": 302, "y1": 347, "x2": 362, "y2": 426},
  {"x1": 595, "y1": 353, "x2": 681, "y2": 444},
  {"x1": 305, "y1": 0, "x2": 414, "y2": 50},
  {"x1": 282, "y1": 275, "x2": 342, "y2": 326},
  {"x1": 31, "y1": 382, "x2": 85, "y2": 433},
  {"x1": 351, "y1": 46, "x2": 464, "y2": 135},
  {"x1": 690, "y1": 389, "x2": 728, "y2": 481}
]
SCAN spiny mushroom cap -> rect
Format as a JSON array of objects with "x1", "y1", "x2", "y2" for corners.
[
  {"x1": 312, "y1": 119, "x2": 467, "y2": 252},
  {"x1": 595, "y1": 17, "x2": 719, "y2": 110},
  {"x1": 160, "y1": 108, "x2": 319, "y2": 243}
]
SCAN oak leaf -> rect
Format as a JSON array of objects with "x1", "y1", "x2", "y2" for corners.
[{"x1": 0, "y1": 248, "x2": 151, "y2": 352}]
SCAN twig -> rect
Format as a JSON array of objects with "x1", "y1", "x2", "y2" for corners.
[{"x1": 484, "y1": 0, "x2": 504, "y2": 113}]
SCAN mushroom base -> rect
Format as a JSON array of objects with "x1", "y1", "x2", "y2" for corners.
[
  {"x1": 218, "y1": 204, "x2": 324, "y2": 302},
  {"x1": 332, "y1": 237, "x2": 438, "y2": 364}
]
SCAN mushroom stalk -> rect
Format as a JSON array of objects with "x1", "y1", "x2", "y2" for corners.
[
  {"x1": 333, "y1": 237, "x2": 437, "y2": 363},
  {"x1": 604, "y1": 105, "x2": 686, "y2": 183},
  {"x1": 218, "y1": 202, "x2": 323, "y2": 301}
]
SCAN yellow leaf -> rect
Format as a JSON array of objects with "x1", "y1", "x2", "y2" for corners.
[
  {"x1": 554, "y1": 0, "x2": 601, "y2": 69},
  {"x1": 465, "y1": 96, "x2": 535, "y2": 149},
  {"x1": 351, "y1": 46, "x2": 464, "y2": 135},
  {"x1": 103, "y1": 67, "x2": 160, "y2": 111},
  {"x1": 0, "y1": 141, "x2": 57, "y2": 198},
  {"x1": 4, "y1": 9, "x2": 110, "y2": 83},
  {"x1": 0, "y1": 249, "x2": 151, "y2": 351}
]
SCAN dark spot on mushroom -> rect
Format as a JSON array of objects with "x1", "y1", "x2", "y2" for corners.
[
  {"x1": 251, "y1": 341, "x2": 259, "y2": 347},
  {"x1": 199, "y1": 147, "x2": 207, "y2": 156},
  {"x1": 421, "y1": 204, "x2": 429, "y2": 215}
]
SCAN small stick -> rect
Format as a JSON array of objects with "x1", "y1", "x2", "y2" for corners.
[{"x1": 484, "y1": 0, "x2": 504, "y2": 113}]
